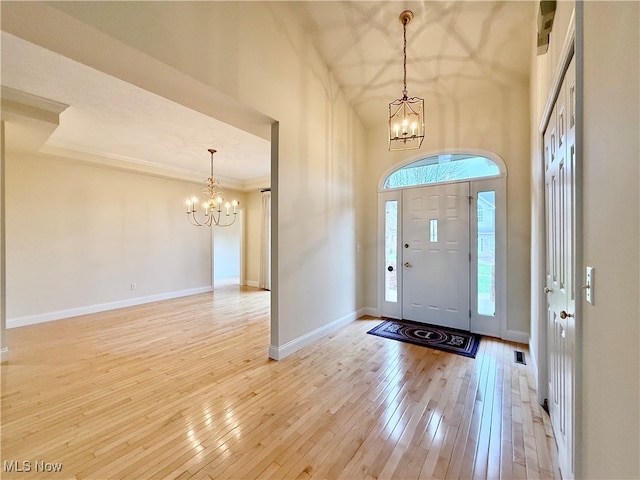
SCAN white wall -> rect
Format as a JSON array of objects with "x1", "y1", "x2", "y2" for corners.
[
  {"x1": 5, "y1": 151, "x2": 212, "y2": 325},
  {"x1": 361, "y1": 83, "x2": 532, "y2": 340},
  {"x1": 2, "y1": 2, "x2": 366, "y2": 356},
  {"x1": 580, "y1": 2, "x2": 639, "y2": 477}
]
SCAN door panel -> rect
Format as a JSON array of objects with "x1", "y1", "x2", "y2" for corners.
[
  {"x1": 402, "y1": 183, "x2": 470, "y2": 330},
  {"x1": 544, "y1": 55, "x2": 575, "y2": 479}
]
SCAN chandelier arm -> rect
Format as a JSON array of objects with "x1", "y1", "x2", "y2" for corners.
[
  {"x1": 187, "y1": 212, "x2": 203, "y2": 227},
  {"x1": 221, "y1": 215, "x2": 237, "y2": 227}
]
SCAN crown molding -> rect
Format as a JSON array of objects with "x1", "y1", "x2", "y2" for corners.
[
  {"x1": 1, "y1": 86, "x2": 68, "y2": 125},
  {"x1": 40, "y1": 141, "x2": 269, "y2": 191}
]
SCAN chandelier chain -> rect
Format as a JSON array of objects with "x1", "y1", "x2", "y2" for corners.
[{"x1": 402, "y1": 18, "x2": 408, "y2": 98}]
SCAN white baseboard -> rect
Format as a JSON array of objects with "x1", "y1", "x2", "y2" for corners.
[
  {"x1": 0, "y1": 347, "x2": 8, "y2": 363},
  {"x1": 504, "y1": 329, "x2": 530, "y2": 345},
  {"x1": 7, "y1": 286, "x2": 213, "y2": 329},
  {"x1": 245, "y1": 280, "x2": 259, "y2": 288},
  {"x1": 269, "y1": 310, "x2": 358, "y2": 361},
  {"x1": 529, "y1": 340, "x2": 539, "y2": 381}
]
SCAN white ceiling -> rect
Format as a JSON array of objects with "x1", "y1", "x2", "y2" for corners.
[{"x1": 1, "y1": 2, "x2": 534, "y2": 186}]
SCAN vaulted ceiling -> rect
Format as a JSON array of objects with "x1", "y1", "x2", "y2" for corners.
[
  {"x1": 291, "y1": 1, "x2": 533, "y2": 127},
  {"x1": 1, "y1": 1, "x2": 534, "y2": 186}
]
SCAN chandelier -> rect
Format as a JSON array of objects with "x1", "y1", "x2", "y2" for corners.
[
  {"x1": 388, "y1": 10, "x2": 425, "y2": 151},
  {"x1": 185, "y1": 148, "x2": 239, "y2": 227}
]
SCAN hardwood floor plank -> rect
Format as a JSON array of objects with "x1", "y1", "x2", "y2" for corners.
[{"x1": 1, "y1": 288, "x2": 559, "y2": 479}]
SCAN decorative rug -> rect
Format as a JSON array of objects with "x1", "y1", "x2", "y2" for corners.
[{"x1": 367, "y1": 319, "x2": 481, "y2": 358}]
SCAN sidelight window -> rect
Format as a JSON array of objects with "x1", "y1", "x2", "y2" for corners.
[
  {"x1": 384, "y1": 200, "x2": 398, "y2": 303},
  {"x1": 477, "y1": 191, "x2": 496, "y2": 316}
]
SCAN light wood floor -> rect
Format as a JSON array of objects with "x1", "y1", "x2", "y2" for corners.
[{"x1": 1, "y1": 287, "x2": 559, "y2": 479}]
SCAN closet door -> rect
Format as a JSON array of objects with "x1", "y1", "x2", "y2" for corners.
[{"x1": 544, "y1": 55, "x2": 576, "y2": 479}]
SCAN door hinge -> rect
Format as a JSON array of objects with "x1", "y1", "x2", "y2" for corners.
[
  {"x1": 469, "y1": 252, "x2": 472, "y2": 262},
  {"x1": 469, "y1": 309, "x2": 472, "y2": 318},
  {"x1": 468, "y1": 196, "x2": 473, "y2": 205}
]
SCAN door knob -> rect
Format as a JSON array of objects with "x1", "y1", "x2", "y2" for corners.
[
  {"x1": 387, "y1": 265, "x2": 394, "y2": 272},
  {"x1": 544, "y1": 287, "x2": 552, "y2": 294},
  {"x1": 404, "y1": 262, "x2": 412, "y2": 268},
  {"x1": 559, "y1": 310, "x2": 573, "y2": 319}
]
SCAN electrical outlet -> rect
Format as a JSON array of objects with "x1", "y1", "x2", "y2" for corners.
[
  {"x1": 585, "y1": 267, "x2": 593, "y2": 304},
  {"x1": 131, "y1": 283, "x2": 137, "y2": 291}
]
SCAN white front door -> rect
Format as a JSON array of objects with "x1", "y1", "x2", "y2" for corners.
[
  {"x1": 402, "y1": 183, "x2": 470, "y2": 330},
  {"x1": 544, "y1": 55, "x2": 576, "y2": 479}
]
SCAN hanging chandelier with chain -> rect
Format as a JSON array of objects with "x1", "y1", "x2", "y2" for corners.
[
  {"x1": 185, "y1": 148, "x2": 239, "y2": 227},
  {"x1": 388, "y1": 10, "x2": 425, "y2": 151}
]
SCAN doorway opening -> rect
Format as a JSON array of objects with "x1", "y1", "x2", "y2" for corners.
[
  {"x1": 212, "y1": 208, "x2": 244, "y2": 289},
  {"x1": 378, "y1": 151, "x2": 507, "y2": 337}
]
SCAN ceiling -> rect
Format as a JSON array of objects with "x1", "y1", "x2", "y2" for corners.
[
  {"x1": 292, "y1": 1, "x2": 533, "y2": 126},
  {"x1": 1, "y1": 1, "x2": 534, "y2": 187},
  {"x1": 1, "y1": 32, "x2": 272, "y2": 190}
]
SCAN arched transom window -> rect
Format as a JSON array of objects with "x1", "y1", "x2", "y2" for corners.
[{"x1": 383, "y1": 154, "x2": 502, "y2": 189}]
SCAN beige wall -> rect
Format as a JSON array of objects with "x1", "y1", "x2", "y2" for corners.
[
  {"x1": 0, "y1": 122, "x2": 7, "y2": 361},
  {"x1": 581, "y1": 2, "x2": 639, "y2": 477},
  {"x1": 4, "y1": 144, "x2": 263, "y2": 325},
  {"x1": 2, "y1": 2, "x2": 366, "y2": 355},
  {"x1": 5, "y1": 152, "x2": 213, "y2": 323},
  {"x1": 361, "y1": 82, "x2": 532, "y2": 339},
  {"x1": 244, "y1": 189, "x2": 263, "y2": 287}
]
